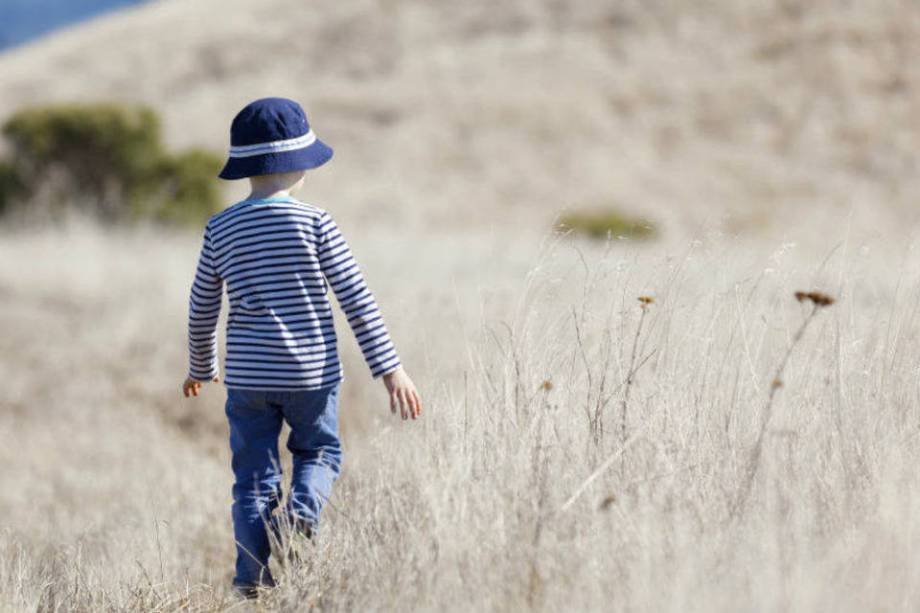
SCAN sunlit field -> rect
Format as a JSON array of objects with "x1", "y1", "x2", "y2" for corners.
[
  {"x1": 2, "y1": 220, "x2": 920, "y2": 611},
  {"x1": 2, "y1": 0, "x2": 920, "y2": 610}
]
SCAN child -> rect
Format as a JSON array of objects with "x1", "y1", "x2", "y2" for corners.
[{"x1": 181, "y1": 97, "x2": 422, "y2": 597}]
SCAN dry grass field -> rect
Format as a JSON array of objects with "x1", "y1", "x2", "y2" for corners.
[
  {"x1": 3, "y1": 221, "x2": 920, "y2": 611},
  {"x1": 2, "y1": 0, "x2": 920, "y2": 611}
]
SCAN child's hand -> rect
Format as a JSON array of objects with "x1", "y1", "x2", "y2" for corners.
[
  {"x1": 183, "y1": 376, "x2": 219, "y2": 398},
  {"x1": 383, "y1": 366, "x2": 422, "y2": 420}
]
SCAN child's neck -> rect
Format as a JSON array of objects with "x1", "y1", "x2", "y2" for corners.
[
  {"x1": 247, "y1": 172, "x2": 304, "y2": 201},
  {"x1": 248, "y1": 187, "x2": 291, "y2": 200}
]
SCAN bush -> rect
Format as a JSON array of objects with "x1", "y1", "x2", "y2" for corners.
[
  {"x1": 0, "y1": 103, "x2": 223, "y2": 225},
  {"x1": 555, "y1": 207, "x2": 658, "y2": 241},
  {"x1": 0, "y1": 161, "x2": 24, "y2": 217},
  {"x1": 134, "y1": 149, "x2": 224, "y2": 225}
]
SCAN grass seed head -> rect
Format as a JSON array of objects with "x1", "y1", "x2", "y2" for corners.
[
  {"x1": 638, "y1": 296, "x2": 655, "y2": 309},
  {"x1": 794, "y1": 291, "x2": 835, "y2": 307},
  {"x1": 539, "y1": 379, "x2": 553, "y2": 392},
  {"x1": 599, "y1": 494, "x2": 617, "y2": 511}
]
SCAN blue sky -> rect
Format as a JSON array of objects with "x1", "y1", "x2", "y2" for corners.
[{"x1": 0, "y1": 0, "x2": 147, "y2": 50}]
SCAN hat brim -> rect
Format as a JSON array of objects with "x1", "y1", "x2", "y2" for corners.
[{"x1": 218, "y1": 139, "x2": 334, "y2": 180}]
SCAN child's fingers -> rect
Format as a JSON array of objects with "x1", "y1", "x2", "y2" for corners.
[
  {"x1": 397, "y1": 388, "x2": 409, "y2": 420},
  {"x1": 389, "y1": 390, "x2": 398, "y2": 414},
  {"x1": 407, "y1": 389, "x2": 419, "y2": 419},
  {"x1": 411, "y1": 390, "x2": 422, "y2": 418},
  {"x1": 183, "y1": 378, "x2": 210, "y2": 398}
]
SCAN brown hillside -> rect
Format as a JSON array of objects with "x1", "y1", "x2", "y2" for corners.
[{"x1": 0, "y1": 0, "x2": 918, "y2": 234}]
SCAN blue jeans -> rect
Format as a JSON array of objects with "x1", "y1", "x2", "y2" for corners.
[{"x1": 224, "y1": 383, "x2": 341, "y2": 588}]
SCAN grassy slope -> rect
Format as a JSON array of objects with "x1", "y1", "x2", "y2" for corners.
[
  {"x1": 0, "y1": 0, "x2": 917, "y2": 235},
  {"x1": 1, "y1": 1, "x2": 920, "y2": 610}
]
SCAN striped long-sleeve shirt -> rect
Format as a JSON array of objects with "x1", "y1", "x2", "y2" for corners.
[{"x1": 187, "y1": 195, "x2": 401, "y2": 390}]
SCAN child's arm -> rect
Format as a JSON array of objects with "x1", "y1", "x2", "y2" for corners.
[
  {"x1": 316, "y1": 212, "x2": 422, "y2": 419},
  {"x1": 183, "y1": 226, "x2": 222, "y2": 398}
]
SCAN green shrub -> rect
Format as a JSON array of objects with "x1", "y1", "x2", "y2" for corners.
[
  {"x1": 0, "y1": 103, "x2": 222, "y2": 225},
  {"x1": 134, "y1": 148, "x2": 224, "y2": 225},
  {"x1": 555, "y1": 207, "x2": 658, "y2": 241},
  {"x1": 0, "y1": 161, "x2": 24, "y2": 216}
]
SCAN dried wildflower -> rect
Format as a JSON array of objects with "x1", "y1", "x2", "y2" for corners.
[
  {"x1": 735, "y1": 288, "x2": 834, "y2": 518},
  {"x1": 638, "y1": 296, "x2": 654, "y2": 305},
  {"x1": 539, "y1": 379, "x2": 553, "y2": 392},
  {"x1": 599, "y1": 494, "x2": 617, "y2": 511},
  {"x1": 794, "y1": 291, "x2": 835, "y2": 307}
]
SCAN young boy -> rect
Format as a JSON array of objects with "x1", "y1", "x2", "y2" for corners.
[{"x1": 181, "y1": 97, "x2": 422, "y2": 596}]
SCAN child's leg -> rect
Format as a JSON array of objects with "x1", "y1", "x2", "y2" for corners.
[
  {"x1": 225, "y1": 388, "x2": 284, "y2": 588},
  {"x1": 280, "y1": 383, "x2": 342, "y2": 530}
]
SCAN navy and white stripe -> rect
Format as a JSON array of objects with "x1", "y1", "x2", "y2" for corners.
[
  {"x1": 228, "y1": 131, "x2": 316, "y2": 158},
  {"x1": 188, "y1": 196, "x2": 401, "y2": 390}
]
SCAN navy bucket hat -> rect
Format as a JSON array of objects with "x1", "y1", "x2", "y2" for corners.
[{"x1": 218, "y1": 97, "x2": 333, "y2": 180}]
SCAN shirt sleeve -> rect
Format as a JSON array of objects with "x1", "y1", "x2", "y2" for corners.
[
  {"x1": 187, "y1": 225, "x2": 223, "y2": 380},
  {"x1": 316, "y1": 212, "x2": 401, "y2": 378}
]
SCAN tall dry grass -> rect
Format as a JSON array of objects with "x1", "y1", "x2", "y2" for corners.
[
  {"x1": 1, "y1": 1, "x2": 918, "y2": 610},
  {"x1": 2, "y1": 221, "x2": 920, "y2": 611}
]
